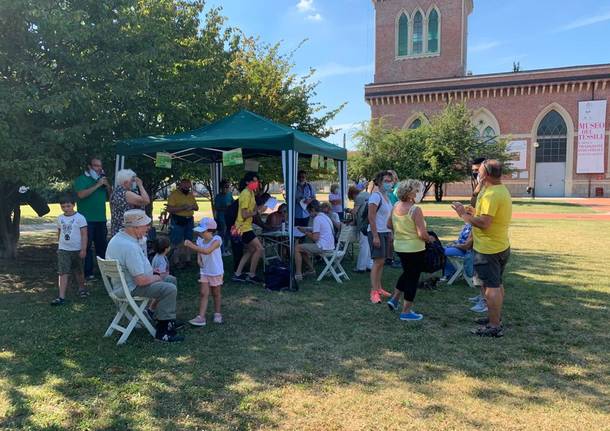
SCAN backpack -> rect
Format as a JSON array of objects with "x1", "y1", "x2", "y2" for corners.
[
  {"x1": 358, "y1": 192, "x2": 381, "y2": 236},
  {"x1": 423, "y1": 230, "x2": 445, "y2": 273},
  {"x1": 264, "y1": 262, "x2": 295, "y2": 291}
]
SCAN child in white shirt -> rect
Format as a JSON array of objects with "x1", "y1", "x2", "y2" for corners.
[
  {"x1": 51, "y1": 194, "x2": 88, "y2": 305},
  {"x1": 146, "y1": 237, "x2": 172, "y2": 320},
  {"x1": 184, "y1": 218, "x2": 224, "y2": 326}
]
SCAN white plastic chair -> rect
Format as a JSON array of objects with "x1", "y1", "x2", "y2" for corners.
[
  {"x1": 446, "y1": 255, "x2": 474, "y2": 288},
  {"x1": 317, "y1": 225, "x2": 352, "y2": 283},
  {"x1": 97, "y1": 257, "x2": 156, "y2": 345}
]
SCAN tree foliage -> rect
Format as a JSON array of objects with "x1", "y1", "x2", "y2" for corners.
[
  {"x1": 349, "y1": 103, "x2": 511, "y2": 201},
  {"x1": 0, "y1": 0, "x2": 342, "y2": 258}
]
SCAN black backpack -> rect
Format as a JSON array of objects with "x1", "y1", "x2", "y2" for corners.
[
  {"x1": 359, "y1": 192, "x2": 381, "y2": 235},
  {"x1": 264, "y1": 262, "x2": 295, "y2": 291},
  {"x1": 423, "y1": 231, "x2": 445, "y2": 273}
]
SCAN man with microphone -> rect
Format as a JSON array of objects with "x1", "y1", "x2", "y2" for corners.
[{"x1": 74, "y1": 156, "x2": 112, "y2": 280}]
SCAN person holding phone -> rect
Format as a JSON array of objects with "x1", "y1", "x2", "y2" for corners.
[{"x1": 110, "y1": 169, "x2": 151, "y2": 237}]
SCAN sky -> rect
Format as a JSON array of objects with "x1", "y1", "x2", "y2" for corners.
[{"x1": 205, "y1": 0, "x2": 610, "y2": 149}]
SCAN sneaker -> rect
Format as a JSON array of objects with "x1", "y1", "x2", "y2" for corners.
[
  {"x1": 468, "y1": 294, "x2": 482, "y2": 303},
  {"x1": 144, "y1": 308, "x2": 156, "y2": 322},
  {"x1": 167, "y1": 319, "x2": 186, "y2": 331},
  {"x1": 370, "y1": 290, "x2": 381, "y2": 304},
  {"x1": 471, "y1": 325, "x2": 504, "y2": 337},
  {"x1": 378, "y1": 288, "x2": 392, "y2": 298},
  {"x1": 439, "y1": 277, "x2": 448, "y2": 283},
  {"x1": 85, "y1": 275, "x2": 96, "y2": 281},
  {"x1": 78, "y1": 289, "x2": 90, "y2": 298},
  {"x1": 155, "y1": 331, "x2": 185, "y2": 342},
  {"x1": 222, "y1": 250, "x2": 232, "y2": 257},
  {"x1": 391, "y1": 260, "x2": 402, "y2": 269},
  {"x1": 213, "y1": 313, "x2": 223, "y2": 324},
  {"x1": 399, "y1": 311, "x2": 423, "y2": 321},
  {"x1": 246, "y1": 274, "x2": 264, "y2": 284},
  {"x1": 470, "y1": 300, "x2": 488, "y2": 313},
  {"x1": 232, "y1": 273, "x2": 248, "y2": 283},
  {"x1": 384, "y1": 258, "x2": 393, "y2": 266},
  {"x1": 387, "y1": 297, "x2": 399, "y2": 311},
  {"x1": 189, "y1": 315, "x2": 207, "y2": 327},
  {"x1": 50, "y1": 297, "x2": 65, "y2": 306},
  {"x1": 295, "y1": 274, "x2": 303, "y2": 281}
]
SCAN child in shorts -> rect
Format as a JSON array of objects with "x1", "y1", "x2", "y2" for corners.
[
  {"x1": 184, "y1": 218, "x2": 224, "y2": 326},
  {"x1": 51, "y1": 194, "x2": 88, "y2": 305}
]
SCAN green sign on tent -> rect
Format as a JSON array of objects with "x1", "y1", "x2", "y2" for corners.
[
  {"x1": 223, "y1": 148, "x2": 243, "y2": 167},
  {"x1": 155, "y1": 152, "x2": 172, "y2": 169}
]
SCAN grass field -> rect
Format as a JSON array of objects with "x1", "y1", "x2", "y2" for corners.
[
  {"x1": 19, "y1": 195, "x2": 596, "y2": 225},
  {"x1": 1, "y1": 206, "x2": 609, "y2": 430}
]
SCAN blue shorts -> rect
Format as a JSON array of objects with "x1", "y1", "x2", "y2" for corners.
[{"x1": 169, "y1": 218, "x2": 194, "y2": 245}]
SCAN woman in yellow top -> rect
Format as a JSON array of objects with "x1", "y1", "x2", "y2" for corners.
[
  {"x1": 387, "y1": 179, "x2": 433, "y2": 321},
  {"x1": 232, "y1": 172, "x2": 265, "y2": 284}
]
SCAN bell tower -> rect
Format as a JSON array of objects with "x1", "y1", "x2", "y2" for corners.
[{"x1": 372, "y1": 0, "x2": 473, "y2": 83}]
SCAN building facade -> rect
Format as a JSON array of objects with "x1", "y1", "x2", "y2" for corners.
[{"x1": 365, "y1": 0, "x2": 610, "y2": 197}]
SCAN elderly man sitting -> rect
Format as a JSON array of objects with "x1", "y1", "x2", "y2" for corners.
[{"x1": 106, "y1": 209, "x2": 184, "y2": 343}]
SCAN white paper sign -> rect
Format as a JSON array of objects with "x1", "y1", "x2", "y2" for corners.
[
  {"x1": 506, "y1": 140, "x2": 527, "y2": 170},
  {"x1": 577, "y1": 100, "x2": 607, "y2": 174}
]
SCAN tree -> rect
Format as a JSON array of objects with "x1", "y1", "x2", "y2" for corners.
[
  {"x1": 349, "y1": 103, "x2": 511, "y2": 202},
  {"x1": 0, "y1": 0, "x2": 343, "y2": 258}
]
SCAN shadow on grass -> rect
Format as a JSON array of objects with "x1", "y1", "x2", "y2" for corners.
[{"x1": 0, "y1": 220, "x2": 609, "y2": 429}]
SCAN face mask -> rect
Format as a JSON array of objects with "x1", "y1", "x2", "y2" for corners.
[
  {"x1": 415, "y1": 190, "x2": 424, "y2": 203},
  {"x1": 247, "y1": 181, "x2": 258, "y2": 191},
  {"x1": 88, "y1": 169, "x2": 100, "y2": 181},
  {"x1": 383, "y1": 183, "x2": 393, "y2": 192},
  {"x1": 472, "y1": 172, "x2": 478, "y2": 181}
]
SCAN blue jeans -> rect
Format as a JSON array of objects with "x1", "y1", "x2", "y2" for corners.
[
  {"x1": 169, "y1": 217, "x2": 194, "y2": 245},
  {"x1": 443, "y1": 246, "x2": 466, "y2": 277},
  {"x1": 85, "y1": 221, "x2": 108, "y2": 277}
]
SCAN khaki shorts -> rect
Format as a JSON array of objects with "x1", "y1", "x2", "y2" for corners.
[
  {"x1": 300, "y1": 243, "x2": 325, "y2": 255},
  {"x1": 57, "y1": 250, "x2": 83, "y2": 275}
]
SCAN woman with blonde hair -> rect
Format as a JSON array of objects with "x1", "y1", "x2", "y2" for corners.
[{"x1": 387, "y1": 179, "x2": 433, "y2": 321}]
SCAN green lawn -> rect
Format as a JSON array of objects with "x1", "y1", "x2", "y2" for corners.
[
  {"x1": 1, "y1": 217, "x2": 608, "y2": 430},
  {"x1": 19, "y1": 195, "x2": 596, "y2": 225}
]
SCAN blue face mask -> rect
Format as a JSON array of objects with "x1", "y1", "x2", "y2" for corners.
[
  {"x1": 88, "y1": 169, "x2": 100, "y2": 181},
  {"x1": 383, "y1": 183, "x2": 393, "y2": 192}
]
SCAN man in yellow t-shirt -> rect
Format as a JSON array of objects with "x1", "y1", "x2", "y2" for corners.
[
  {"x1": 232, "y1": 172, "x2": 265, "y2": 284},
  {"x1": 167, "y1": 179, "x2": 199, "y2": 267},
  {"x1": 452, "y1": 159, "x2": 512, "y2": 338}
]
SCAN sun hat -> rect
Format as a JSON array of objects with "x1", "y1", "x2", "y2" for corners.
[{"x1": 123, "y1": 209, "x2": 152, "y2": 227}]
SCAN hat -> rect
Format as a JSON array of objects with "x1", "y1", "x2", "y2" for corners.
[
  {"x1": 123, "y1": 209, "x2": 152, "y2": 227},
  {"x1": 194, "y1": 217, "x2": 217, "y2": 233}
]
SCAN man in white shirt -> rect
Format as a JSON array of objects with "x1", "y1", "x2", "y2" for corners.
[{"x1": 294, "y1": 200, "x2": 335, "y2": 281}]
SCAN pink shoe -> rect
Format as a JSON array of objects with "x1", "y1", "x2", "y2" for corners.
[
  {"x1": 370, "y1": 290, "x2": 381, "y2": 304},
  {"x1": 189, "y1": 315, "x2": 206, "y2": 327},
  {"x1": 213, "y1": 313, "x2": 223, "y2": 324},
  {"x1": 378, "y1": 288, "x2": 392, "y2": 298}
]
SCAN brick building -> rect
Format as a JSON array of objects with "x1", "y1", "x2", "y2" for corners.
[{"x1": 365, "y1": 0, "x2": 610, "y2": 197}]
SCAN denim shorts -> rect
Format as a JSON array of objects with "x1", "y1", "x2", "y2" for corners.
[{"x1": 473, "y1": 248, "x2": 510, "y2": 288}]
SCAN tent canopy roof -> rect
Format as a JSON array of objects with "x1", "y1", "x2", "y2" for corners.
[{"x1": 116, "y1": 110, "x2": 347, "y2": 161}]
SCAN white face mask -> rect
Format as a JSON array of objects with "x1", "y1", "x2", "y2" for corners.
[
  {"x1": 88, "y1": 169, "x2": 100, "y2": 181},
  {"x1": 415, "y1": 190, "x2": 424, "y2": 203}
]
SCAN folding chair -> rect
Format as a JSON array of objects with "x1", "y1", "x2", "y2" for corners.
[
  {"x1": 446, "y1": 255, "x2": 474, "y2": 288},
  {"x1": 97, "y1": 257, "x2": 156, "y2": 345},
  {"x1": 317, "y1": 227, "x2": 352, "y2": 283}
]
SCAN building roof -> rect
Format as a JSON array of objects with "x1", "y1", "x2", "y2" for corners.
[{"x1": 365, "y1": 63, "x2": 610, "y2": 98}]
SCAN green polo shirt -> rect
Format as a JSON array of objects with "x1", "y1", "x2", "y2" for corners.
[{"x1": 74, "y1": 174, "x2": 107, "y2": 222}]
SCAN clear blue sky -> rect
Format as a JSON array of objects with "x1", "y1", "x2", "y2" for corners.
[{"x1": 206, "y1": 0, "x2": 610, "y2": 148}]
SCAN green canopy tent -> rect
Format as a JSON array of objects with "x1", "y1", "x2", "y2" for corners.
[{"x1": 115, "y1": 110, "x2": 348, "y2": 288}]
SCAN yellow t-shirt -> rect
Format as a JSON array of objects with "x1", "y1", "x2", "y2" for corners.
[
  {"x1": 167, "y1": 190, "x2": 197, "y2": 217},
  {"x1": 473, "y1": 184, "x2": 512, "y2": 254},
  {"x1": 236, "y1": 189, "x2": 255, "y2": 233}
]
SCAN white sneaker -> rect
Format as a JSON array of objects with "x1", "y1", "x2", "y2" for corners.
[
  {"x1": 468, "y1": 294, "x2": 482, "y2": 303},
  {"x1": 213, "y1": 313, "x2": 223, "y2": 324},
  {"x1": 470, "y1": 300, "x2": 488, "y2": 313}
]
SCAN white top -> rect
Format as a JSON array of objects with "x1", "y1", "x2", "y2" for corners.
[
  {"x1": 328, "y1": 193, "x2": 343, "y2": 213},
  {"x1": 57, "y1": 213, "x2": 88, "y2": 251},
  {"x1": 106, "y1": 230, "x2": 153, "y2": 291},
  {"x1": 312, "y1": 213, "x2": 335, "y2": 251},
  {"x1": 197, "y1": 235, "x2": 224, "y2": 276},
  {"x1": 328, "y1": 211, "x2": 340, "y2": 230},
  {"x1": 367, "y1": 191, "x2": 392, "y2": 234},
  {"x1": 151, "y1": 254, "x2": 169, "y2": 275}
]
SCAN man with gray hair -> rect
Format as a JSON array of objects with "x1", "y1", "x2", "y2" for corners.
[{"x1": 106, "y1": 209, "x2": 184, "y2": 342}]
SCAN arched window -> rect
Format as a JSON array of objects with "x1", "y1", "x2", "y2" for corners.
[
  {"x1": 397, "y1": 13, "x2": 409, "y2": 57},
  {"x1": 483, "y1": 126, "x2": 496, "y2": 143},
  {"x1": 409, "y1": 118, "x2": 422, "y2": 129},
  {"x1": 427, "y1": 9, "x2": 439, "y2": 53},
  {"x1": 412, "y1": 11, "x2": 423, "y2": 54},
  {"x1": 536, "y1": 110, "x2": 567, "y2": 162}
]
